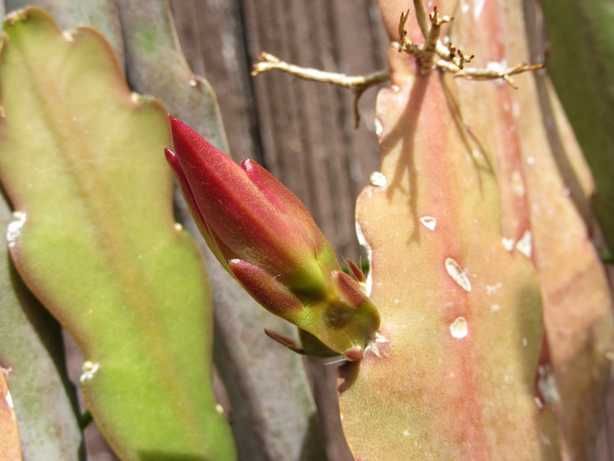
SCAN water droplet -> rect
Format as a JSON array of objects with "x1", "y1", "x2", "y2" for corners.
[
  {"x1": 130, "y1": 92, "x2": 141, "y2": 103},
  {"x1": 461, "y1": 1, "x2": 470, "y2": 13},
  {"x1": 80, "y1": 361, "x2": 100, "y2": 384},
  {"x1": 402, "y1": 429, "x2": 411, "y2": 437},
  {"x1": 374, "y1": 118, "x2": 384, "y2": 138},
  {"x1": 419, "y1": 216, "x2": 437, "y2": 231},
  {"x1": 189, "y1": 78, "x2": 198, "y2": 87},
  {"x1": 511, "y1": 170, "x2": 525, "y2": 197},
  {"x1": 515, "y1": 230, "x2": 532, "y2": 258},
  {"x1": 444, "y1": 257, "x2": 472, "y2": 292},
  {"x1": 63, "y1": 30, "x2": 75, "y2": 42},
  {"x1": 501, "y1": 237, "x2": 515, "y2": 252},
  {"x1": 4, "y1": 390, "x2": 14, "y2": 410},
  {"x1": 490, "y1": 303, "x2": 501, "y2": 312},
  {"x1": 369, "y1": 171, "x2": 388, "y2": 189},
  {"x1": 215, "y1": 404, "x2": 224, "y2": 414},
  {"x1": 391, "y1": 85, "x2": 401, "y2": 93},
  {"x1": 526, "y1": 155, "x2": 536, "y2": 166},
  {"x1": 474, "y1": 0, "x2": 486, "y2": 18},
  {"x1": 6, "y1": 212, "x2": 26, "y2": 248},
  {"x1": 449, "y1": 317, "x2": 468, "y2": 339},
  {"x1": 537, "y1": 365, "x2": 560, "y2": 405},
  {"x1": 174, "y1": 223, "x2": 183, "y2": 232}
]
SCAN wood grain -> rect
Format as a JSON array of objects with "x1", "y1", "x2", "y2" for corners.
[{"x1": 172, "y1": 0, "x2": 388, "y2": 259}]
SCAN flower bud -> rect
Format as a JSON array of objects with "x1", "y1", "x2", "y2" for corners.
[{"x1": 166, "y1": 116, "x2": 380, "y2": 359}]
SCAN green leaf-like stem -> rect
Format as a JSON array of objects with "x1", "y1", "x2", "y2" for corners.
[{"x1": 0, "y1": 8, "x2": 235, "y2": 460}]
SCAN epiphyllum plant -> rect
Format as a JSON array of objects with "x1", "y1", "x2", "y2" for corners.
[{"x1": 165, "y1": 117, "x2": 380, "y2": 361}]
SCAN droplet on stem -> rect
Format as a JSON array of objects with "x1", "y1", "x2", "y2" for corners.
[
  {"x1": 419, "y1": 216, "x2": 437, "y2": 231},
  {"x1": 449, "y1": 317, "x2": 468, "y2": 339},
  {"x1": 444, "y1": 257, "x2": 472, "y2": 292}
]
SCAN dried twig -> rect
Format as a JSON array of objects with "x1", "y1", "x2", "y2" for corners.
[
  {"x1": 251, "y1": 5, "x2": 544, "y2": 128},
  {"x1": 252, "y1": 52, "x2": 389, "y2": 127},
  {"x1": 420, "y1": 6, "x2": 452, "y2": 73},
  {"x1": 252, "y1": 52, "x2": 387, "y2": 90},
  {"x1": 395, "y1": 6, "x2": 542, "y2": 85},
  {"x1": 453, "y1": 63, "x2": 544, "y2": 88},
  {"x1": 435, "y1": 59, "x2": 544, "y2": 88}
]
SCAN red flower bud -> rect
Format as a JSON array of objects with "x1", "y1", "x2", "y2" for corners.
[
  {"x1": 166, "y1": 116, "x2": 380, "y2": 359},
  {"x1": 228, "y1": 259, "x2": 302, "y2": 317}
]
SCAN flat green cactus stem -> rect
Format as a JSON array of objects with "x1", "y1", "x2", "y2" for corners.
[
  {"x1": 0, "y1": 8, "x2": 235, "y2": 460},
  {"x1": 5, "y1": 0, "x2": 124, "y2": 62}
]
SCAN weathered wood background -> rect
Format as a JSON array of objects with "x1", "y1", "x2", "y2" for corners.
[{"x1": 171, "y1": 0, "x2": 388, "y2": 260}]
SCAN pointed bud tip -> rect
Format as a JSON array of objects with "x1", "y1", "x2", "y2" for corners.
[
  {"x1": 333, "y1": 270, "x2": 367, "y2": 307},
  {"x1": 168, "y1": 114, "x2": 187, "y2": 133},
  {"x1": 264, "y1": 329, "x2": 304, "y2": 354},
  {"x1": 164, "y1": 147, "x2": 183, "y2": 176},
  {"x1": 164, "y1": 146, "x2": 176, "y2": 162},
  {"x1": 229, "y1": 259, "x2": 303, "y2": 315},
  {"x1": 167, "y1": 115, "x2": 221, "y2": 164},
  {"x1": 168, "y1": 116, "x2": 193, "y2": 146},
  {"x1": 346, "y1": 259, "x2": 366, "y2": 282},
  {"x1": 344, "y1": 345, "x2": 364, "y2": 362},
  {"x1": 228, "y1": 259, "x2": 249, "y2": 278}
]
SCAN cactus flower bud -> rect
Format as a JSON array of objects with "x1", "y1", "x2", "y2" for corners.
[{"x1": 165, "y1": 116, "x2": 380, "y2": 360}]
